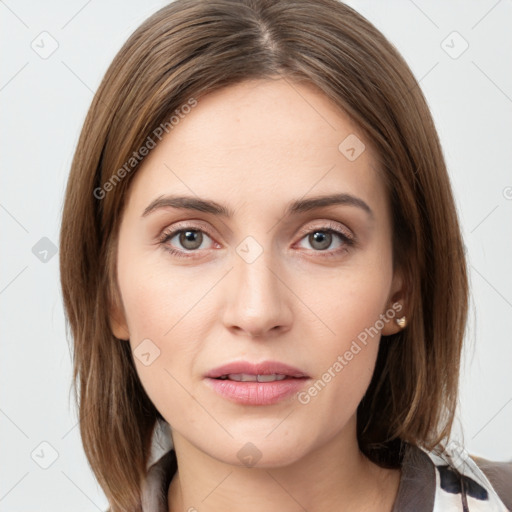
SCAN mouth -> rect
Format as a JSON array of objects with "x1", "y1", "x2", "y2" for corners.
[
  {"x1": 204, "y1": 360, "x2": 310, "y2": 405},
  {"x1": 205, "y1": 360, "x2": 309, "y2": 379},
  {"x1": 215, "y1": 373, "x2": 305, "y2": 382}
]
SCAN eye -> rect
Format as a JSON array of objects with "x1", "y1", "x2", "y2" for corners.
[
  {"x1": 158, "y1": 220, "x2": 355, "y2": 259},
  {"x1": 295, "y1": 222, "x2": 355, "y2": 257},
  {"x1": 158, "y1": 225, "x2": 216, "y2": 258}
]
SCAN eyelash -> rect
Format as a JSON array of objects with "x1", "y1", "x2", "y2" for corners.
[{"x1": 157, "y1": 221, "x2": 355, "y2": 260}]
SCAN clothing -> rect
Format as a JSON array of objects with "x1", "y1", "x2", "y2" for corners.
[{"x1": 141, "y1": 420, "x2": 512, "y2": 511}]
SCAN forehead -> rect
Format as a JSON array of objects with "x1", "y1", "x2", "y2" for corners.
[{"x1": 125, "y1": 78, "x2": 386, "y2": 217}]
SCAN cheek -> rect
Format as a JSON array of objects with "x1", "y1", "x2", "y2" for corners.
[
  {"x1": 120, "y1": 273, "x2": 202, "y2": 426},
  {"x1": 297, "y1": 256, "x2": 391, "y2": 353},
  {"x1": 116, "y1": 247, "x2": 221, "y2": 418},
  {"x1": 117, "y1": 242, "x2": 206, "y2": 342},
  {"x1": 120, "y1": 270, "x2": 200, "y2": 355},
  {"x1": 292, "y1": 259, "x2": 391, "y2": 418}
]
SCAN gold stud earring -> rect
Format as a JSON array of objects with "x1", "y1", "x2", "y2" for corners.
[{"x1": 395, "y1": 316, "x2": 407, "y2": 329}]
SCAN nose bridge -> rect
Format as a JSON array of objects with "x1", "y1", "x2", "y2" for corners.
[
  {"x1": 221, "y1": 233, "x2": 291, "y2": 336},
  {"x1": 234, "y1": 234, "x2": 283, "y2": 309}
]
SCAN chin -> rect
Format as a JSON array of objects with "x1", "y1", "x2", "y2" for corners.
[{"x1": 200, "y1": 430, "x2": 314, "y2": 469}]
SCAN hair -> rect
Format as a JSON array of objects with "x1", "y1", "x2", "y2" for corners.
[{"x1": 59, "y1": 0, "x2": 469, "y2": 510}]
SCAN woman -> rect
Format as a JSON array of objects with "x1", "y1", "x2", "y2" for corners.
[{"x1": 59, "y1": 0, "x2": 511, "y2": 511}]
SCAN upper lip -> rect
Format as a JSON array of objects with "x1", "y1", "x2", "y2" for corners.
[{"x1": 205, "y1": 360, "x2": 309, "y2": 379}]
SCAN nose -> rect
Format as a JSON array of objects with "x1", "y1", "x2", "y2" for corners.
[{"x1": 221, "y1": 245, "x2": 292, "y2": 339}]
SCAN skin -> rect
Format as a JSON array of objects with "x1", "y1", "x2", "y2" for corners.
[{"x1": 111, "y1": 77, "x2": 406, "y2": 512}]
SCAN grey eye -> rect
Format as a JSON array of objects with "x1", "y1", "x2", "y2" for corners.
[{"x1": 176, "y1": 230, "x2": 205, "y2": 250}]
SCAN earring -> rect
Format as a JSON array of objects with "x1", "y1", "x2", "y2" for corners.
[{"x1": 395, "y1": 316, "x2": 407, "y2": 329}]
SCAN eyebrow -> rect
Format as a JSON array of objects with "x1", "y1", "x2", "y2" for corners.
[{"x1": 142, "y1": 193, "x2": 373, "y2": 219}]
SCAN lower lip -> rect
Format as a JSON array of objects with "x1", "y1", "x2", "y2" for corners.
[{"x1": 205, "y1": 377, "x2": 310, "y2": 405}]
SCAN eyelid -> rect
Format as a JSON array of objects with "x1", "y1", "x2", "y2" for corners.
[
  {"x1": 158, "y1": 219, "x2": 216, "y2": 240},
  {"x1": 158, "y1": 218, "x2": 353, "y2": 242},
  {"x1": 294, "y1": 219, "x2": 354, "y2": 242}
]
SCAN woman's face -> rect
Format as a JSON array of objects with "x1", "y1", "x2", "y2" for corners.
[{"x1": 111, "y1": 78, "x2": 403, "y2": 467}]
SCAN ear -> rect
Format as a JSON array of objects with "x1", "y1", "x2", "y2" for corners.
[
  {"x1": 109, "y1": 290, "x2": 130, "y2": 341},
  {"x1": 381, "y1": 268, "x2": 408, "y2": 336},
  {"x1": 110, "y1": 309, "x2": 130, "y2": 340}
]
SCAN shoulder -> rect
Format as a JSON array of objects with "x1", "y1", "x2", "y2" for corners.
[
  {"x1": 419, "y1": 441, "x2": 511, "y2": 511},
  {"x1": 469, "y1": 453, "x2": 512, "y2": 510}
]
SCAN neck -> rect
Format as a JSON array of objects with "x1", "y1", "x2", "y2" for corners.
[{"x1": 167, "y1": 418, "x2": 401, "y2": 512}]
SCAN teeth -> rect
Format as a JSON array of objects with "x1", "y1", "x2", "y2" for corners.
[
  {"x1": 220, "y1": 373, "x2": 288, "y2": 382},
  {"x1": 256, "y1": 374, "x2": 287, "y2": 382}
]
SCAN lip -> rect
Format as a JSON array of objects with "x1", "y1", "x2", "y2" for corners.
[
  {"x1": 205, "y1": 360, "x2": 309, "y2": 379},
  {"x1": 204, "y1": 360, "x2": 310, "y2": 406}
]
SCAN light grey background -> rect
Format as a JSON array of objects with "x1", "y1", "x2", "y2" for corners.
[{"x1": 1, "y1": 0, "x2": 511, "y2": 510}]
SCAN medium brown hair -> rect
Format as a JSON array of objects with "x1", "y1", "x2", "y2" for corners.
[{"x1": 59, "y1": 1, "x2": 468, "y2": 510}]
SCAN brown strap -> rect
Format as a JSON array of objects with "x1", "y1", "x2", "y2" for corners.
[
  {"x1": 470, "y1": 455, "x2": 512, "y2": 511},
  {"x1": 392, "y1": 443, "x2": 436, "y2": 512},
  {"x1": 142, "y1": 449, "x2": 178, "y2": 512}
]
